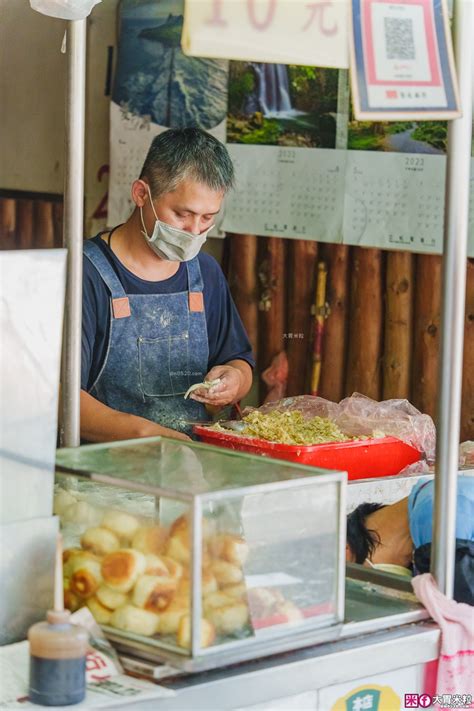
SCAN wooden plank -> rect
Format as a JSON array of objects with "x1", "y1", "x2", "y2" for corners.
[
  {"x1": 411, "y1": 254, "x2": 442, "y2": 420},
  {"x1": 227, "y1": 233, "x2": 259, "y2": 361},
  {"x1": 461, "y1": 259, "x2": 474, "y2": 441},
  {"x1": 319, "y1": 244, "x2": 350, "y2": 402},
  {"x1": 16, "y1": 199, "x2": 34, "y2": 250},
  {"x1": 286, "y1": 239, "x2": 318, "y2": 396},
  {"x1": 52, "y1": 201, "x2": 64, "y2": 247},
  {"x1": 34, "y1": 200, "x2": 55, "y2": 248},
  {"x1": 257, "y1": 236, "x2": 286, "y2": 400},
  {"x1": 383, "y1": 251, "x2": 414, "y2": 400},
  {"x1": 345, "y1": 247, "x2": 383, "y2": 399},
  {"x1": 0, "y1": 197, "x2": 17, "y2": 250}
]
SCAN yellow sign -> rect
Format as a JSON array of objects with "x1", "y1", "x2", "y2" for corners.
[{"x1": 330, "y1": 683, "x2": 401, "y2": 711}]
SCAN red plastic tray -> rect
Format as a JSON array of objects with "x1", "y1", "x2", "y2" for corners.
[{"x1": 193, "y1": 426, "x2": 421, "y2": 480}]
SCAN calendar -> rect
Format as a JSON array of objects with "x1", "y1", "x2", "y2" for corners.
[
  {"x1": 224, "y1": 148, "x2": 474, "y2": 257},
  {"x1": 223, "y1": 145, "x2": 346, "y2": 242},
  {"x1": 343, "y1": 151, "x2": 446, "y2": 253},
  {"x1": 108, "y1": 103, "x2": 227, "y2": 229}
]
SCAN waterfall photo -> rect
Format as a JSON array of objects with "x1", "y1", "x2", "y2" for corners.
[{"x1": 227, "y1": 62, "x2": 339, "y2": 148}]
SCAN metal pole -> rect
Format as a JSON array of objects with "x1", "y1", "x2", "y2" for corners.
[
  {"x1": 60, "y1": 20, "x2": 86, "y2": 448},
  {"x1": 431, "y1": 0, "x2": 473, "y2": 598}
]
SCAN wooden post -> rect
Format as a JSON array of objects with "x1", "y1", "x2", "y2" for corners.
[
  {"x1": 345, "y1": 247, "x2": 383, "y2": 399},
  {"x1": 286, "y1": 239, "x2": 318, "y2": 396},
  {"x1": 34, "y1": 201, "x2": 55, "y2": 249},
  {"x1": 412, "y1": 254, "x2": 442, "y2": 420},
  {"x1": 53, "y1": 201, "x2": 64, "y2": 248},
  {"x1": 461, "y1": 259, "x2": 474, "y2": 441},
  {"x1": 258, "y1": 236, "x2": 286, "y2": 400},
  {"x1": 0, "y1": 198, "x2": 16, "y2": 250},
  {"x1": 227, "y1": 233, "x2": 259, "y2": 361},
  {"x1": 319, "y1": 244, "x2": 350, "y2": 402},
  {"x1": 16, "y1": 199, "x2": 34, "y2": 250},
  {"x1": 383, "y1": 251, "x2": 414, "y2": 400}
]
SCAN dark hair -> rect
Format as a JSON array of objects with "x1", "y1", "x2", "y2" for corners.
[
  {"x1": 139, "y1": 128, "x2": 234, "y2": 199},
  {"x1": 346, "y1": 503, "x2": 386, "y2": 564}
]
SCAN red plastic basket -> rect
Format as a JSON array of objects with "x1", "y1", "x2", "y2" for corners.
[{"x1": 193, "y1": 426, "x2": 421, "y2": 480}]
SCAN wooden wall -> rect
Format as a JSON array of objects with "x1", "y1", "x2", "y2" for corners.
[{"x1": 1, "y1": 194, "x2": 472, "y2": 440}]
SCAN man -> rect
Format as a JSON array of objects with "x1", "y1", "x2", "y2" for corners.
[
  {"x1": 346, "y1": 476, "x2": 474, "y2": 604},
  {"x1": 81, "y1": 128, "x2": 254, "y2": 442}
]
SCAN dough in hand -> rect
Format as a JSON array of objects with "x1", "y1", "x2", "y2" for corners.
[
  {"x1": 101, "y1": 549, "x2": 146, "y2": 593},
  {"x1": 109, "y1": 605, "x2": 159, "y2": 637},
  {"x1": 81, "y1": 527, "x2": 120, "y2": 557}
]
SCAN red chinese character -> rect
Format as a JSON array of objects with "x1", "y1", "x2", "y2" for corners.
[
  {"x1": 386, "y1": 90, "x2": 398, "y2": 98},
  {"x1": 247, "y1": 0, "x2": 277, "y2": 31},
  {"x1": 303, "y1": 1, "x2": 338, "y2": 35},
  {"x1": 405, "y1": 695, "x2": 420, "y2": 709},
  {"x1": 206, "y1": 0, "x2": 227, "y2": 27}
]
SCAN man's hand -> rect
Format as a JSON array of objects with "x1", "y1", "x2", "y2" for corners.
[{"x1": 189, "y1": 360, "x2": 252, "y2": 408}]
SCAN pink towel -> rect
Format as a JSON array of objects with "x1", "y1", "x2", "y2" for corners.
[{"x1": 412, "y1": 574, "x2": 474, "y2": 705}]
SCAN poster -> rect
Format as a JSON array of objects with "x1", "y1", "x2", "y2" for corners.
[
  {"x1": 108, "y1": 0, "x2": 228, "y2": 227},
  {"x1": 108, "y1": 4, "x2": 474, "y2": 257},
  {"x1": 350, "y1": 0, "x2": 460, "y2": 120},
  {"x1": 182, "y1": 0, "x2": 349, "y2": 69}
]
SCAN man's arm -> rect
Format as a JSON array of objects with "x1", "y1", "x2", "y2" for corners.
[{"x1": 80, "y1": 390, "x2": 190, "y2": 443}]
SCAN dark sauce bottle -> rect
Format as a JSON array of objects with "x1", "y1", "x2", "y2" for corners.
[{"x1": 28, "y1": 609, "x2": 88, "y2": 706}]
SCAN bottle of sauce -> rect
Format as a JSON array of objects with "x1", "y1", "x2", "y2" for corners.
[{"x1": 28, "y1": 609, "x2": 88, "y2": 706}]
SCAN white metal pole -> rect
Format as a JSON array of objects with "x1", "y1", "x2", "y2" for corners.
[
  {"x1": 60, "y1": 20, "x2": 86, "y2": 448},
  {"x1": 431, "y1": 0, "x2": 473, "y2": 598}
]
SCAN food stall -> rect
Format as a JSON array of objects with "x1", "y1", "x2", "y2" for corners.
[{"x1": 0, "y1": 0, "x2": 472, "y2": 708}]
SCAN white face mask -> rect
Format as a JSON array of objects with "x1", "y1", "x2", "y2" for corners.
[
  {"x1": 365, "y1": 558, "x2": 412, "y2": 577},
  {"x1": 139, "y1": 185, "x2": 214, "y2": 262}
]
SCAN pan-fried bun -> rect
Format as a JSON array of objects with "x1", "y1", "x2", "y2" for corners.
[{"x1": 101, "y1": 549, "x2": 146, "y2": 593}]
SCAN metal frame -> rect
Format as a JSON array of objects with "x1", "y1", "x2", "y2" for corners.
[
  {"x1": 432, "y1": 0, "x2": 474, "y2": 597},
  {"x1": 60, "y1": 19, "x2": 86, "y2": 448},
  {"x1": 57, "y1": 0, "x2": 472, "y2": 618}
]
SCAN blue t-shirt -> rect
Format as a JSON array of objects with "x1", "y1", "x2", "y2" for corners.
[
  {"x1": 408, "y1": 476, "x2": 474, "y2": 549},
  {"x1": 81, "y1": 236, "x2": 255, "y2": 391}
]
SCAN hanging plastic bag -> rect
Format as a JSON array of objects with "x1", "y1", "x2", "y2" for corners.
[{"x1": 30, "y1": 0, "x2": 101, "y2": 21}]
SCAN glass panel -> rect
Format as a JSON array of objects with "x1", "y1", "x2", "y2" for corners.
[
  {"x1": 56, "y1": 438, "x2": 336, "y2": 494},
  {"x1": 56, "y1": 473, "x2": 192, "y2": 655},
  {"x1": 200, "y1": 480, "x2": 339, "y2": 648}
]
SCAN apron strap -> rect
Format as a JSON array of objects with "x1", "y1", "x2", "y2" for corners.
[{"x1": 186, "y1": 257, "x2": 205, "y2": 312}]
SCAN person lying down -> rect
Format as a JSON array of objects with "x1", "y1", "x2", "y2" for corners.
[{"x1": 346, "y1": 476, "x2": 474, "y2": 605}]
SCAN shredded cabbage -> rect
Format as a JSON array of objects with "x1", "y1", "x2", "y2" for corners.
[{"x1": 218, "y1": 410, "x2": 352, "y2": 446}]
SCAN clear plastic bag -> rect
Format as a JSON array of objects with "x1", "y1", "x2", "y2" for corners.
[
  {"x1": 30, "y1": 0, "x2": 101, "y2": 20},
  {"x1": 243, "y1": 392, "x2": 436, "y2": 462}
]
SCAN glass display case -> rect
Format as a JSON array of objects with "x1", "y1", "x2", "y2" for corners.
[{"x1": 55, "y1": 437, "x2": 346, "y2": 671}]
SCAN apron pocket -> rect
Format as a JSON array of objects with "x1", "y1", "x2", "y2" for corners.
[{"x1": 138, "y1": 334, "x2": 190, "y2": 397}]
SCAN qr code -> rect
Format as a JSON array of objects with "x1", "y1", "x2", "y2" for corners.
[{"x1": 384, "y1": 17, "x2": 415, "y2": 60}]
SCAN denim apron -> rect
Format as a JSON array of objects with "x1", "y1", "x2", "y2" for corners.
[{"x1": 84, "y1": 240, "x2": 210, "y2": 436}]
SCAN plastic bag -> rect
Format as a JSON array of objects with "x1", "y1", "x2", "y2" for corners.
[
  {"x1": 30, "y1": 0, "x2": 101, "y2": 20},
  {"x1": 243, "y1": 392, "x2": 436, "y2": 461}
]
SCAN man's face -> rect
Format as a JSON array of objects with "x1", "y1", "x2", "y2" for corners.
[{"x1": 147, "y1": 178, "x2": 223, "y2": 236}]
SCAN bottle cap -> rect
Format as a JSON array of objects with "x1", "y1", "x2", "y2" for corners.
[{"x1": 47, "y1": 609, "x2": 71, "y2": 625}]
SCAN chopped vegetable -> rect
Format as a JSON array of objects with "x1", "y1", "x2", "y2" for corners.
[{"x1": 215, "y1": 410, "x2": 352, "y2": 445}]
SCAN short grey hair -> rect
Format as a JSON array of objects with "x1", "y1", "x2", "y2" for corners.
[{"x1": 139, "y1": 128, "x2": 234, "y2": 199}]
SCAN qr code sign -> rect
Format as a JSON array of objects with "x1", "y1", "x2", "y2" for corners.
[{"x1": 384, "y1": 17, "x2": 416, "y2": 60}]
